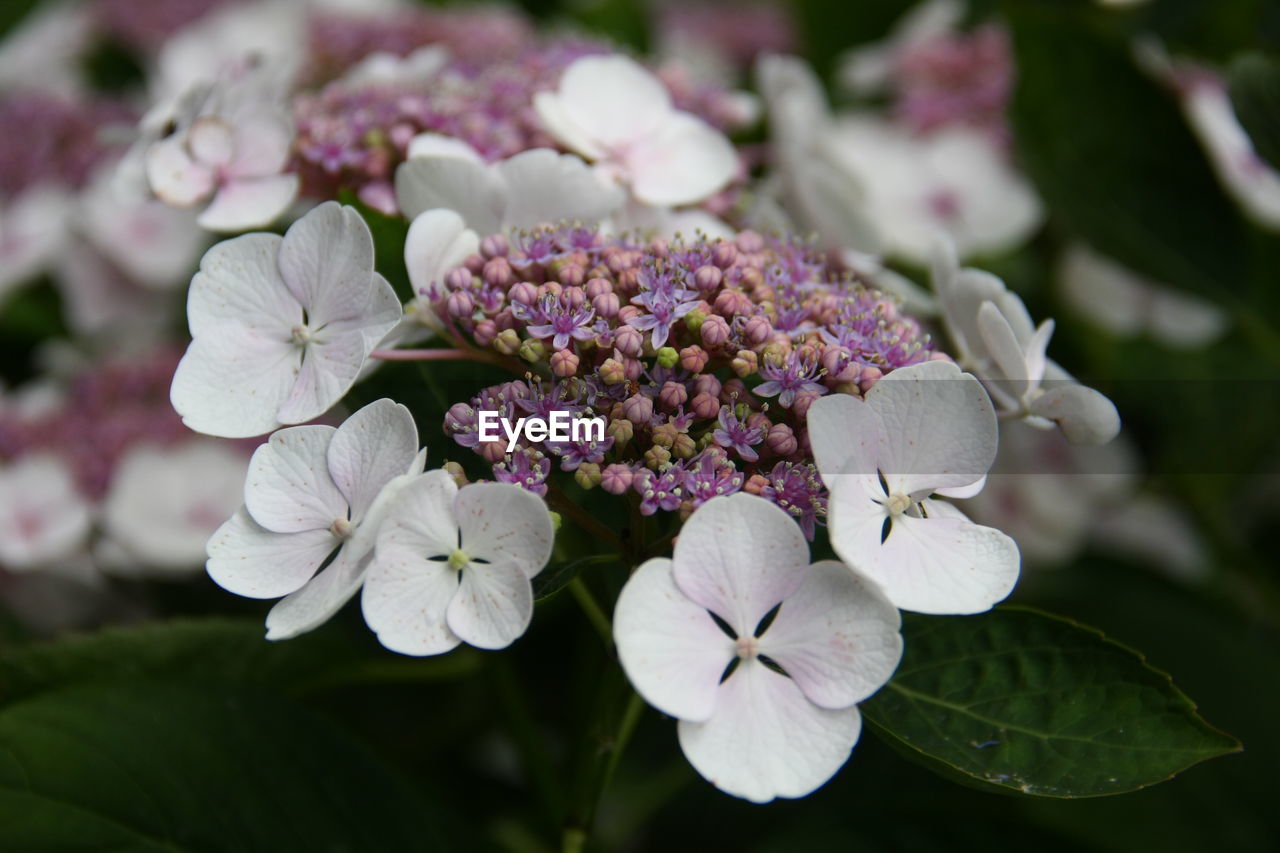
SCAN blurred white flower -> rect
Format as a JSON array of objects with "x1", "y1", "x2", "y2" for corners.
[
  {"x1": 808, "y1": 359, "x2": 1021, "y2": 615},
  {"x1": 932, "y1": 241, "x2": 1121, "y2": 444},
  {"x1": 144, "y1": 65, "x2": 299, "y2": 232},
  {"x1": 170, "y1": 202, "x2": 402, "y2": 438},
  {"x1": 613, "y1": 493, "x2": 902, "y2": 803},
  {"x1": 207, "y1": 398, "x2": 426, "y2": 640},
  {"x1": 396, "y1": 135, "x2": 625, "y2": 236},
  {"x1": 0, "y1": 453, "x2": 92, "y2": 572},
  {"x1": 362, "y1": 470, "x2": 554, "y2": 655},
  {"x1": 99, "y1": 440, "x2": 248, "y2": 576},
  {"x1": 0, "y1": 1, "x2": 93, "y2": 97},
  {"x1": 0, "y1": 186, "x2": 70, "y2": 303},
  {"x1": 1059, "y1": 243, "x2": 1228, "y2": 349},
  {"x1": 837, "y1": 0, "x2": 964, "y2": 96},
  {"x1": 534, "y1": 54, "x2": 737, "y2": 207},
  {"x1": 340, "y1": 45, "x2": 450, "y2": 88}
]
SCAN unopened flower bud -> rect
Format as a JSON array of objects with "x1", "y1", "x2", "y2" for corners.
[
  {"x1": 617, "y1": 305, "x2": 642, "y2": 324},
  {"x1": 644, "y1": 445, "x2": 671, "y2": 469},
  {"x1": 736, "y1": 230, "x2": 765, "y2": 253},
  {"x1": 480, "y1": 440, "x2": 506, "y2": 463},
  {"x1": 473, "y1": 319, "x2": 498, "y2": 347},
  {"x1": 493, "y1": 328, "x2": 521, "y2": 355},
  {"x1": 607, "y1": 418, "x2": 634, "y2": 446},
  {"x1": 518, "y1": 338, "x2": 546, "y2": 363},
  {"x1": 538, "y1": 281, "x2": 563, "y2": 300},
  {"x1": 671, "y1": 433, "x2": 697, "y2": 459},
  {"x1": 446, "y1": 267, "x2": 472, "y2": 290},
  {"x1": 508, "y1": 281, "x2": 537, "y2": 306},
  {"x1": 766, "y1": 423, "x2": 798, "y2": 457},
  {"x1": 442, "y1": 461, "x2": 468, "y2": 488},
  {"x1": 651, "y1": 423, "x2": 677, "y2": 448},
  {"x1": 743, "y1": 473, "x2": 769, "y2": 495},
  {"x1": 860, "y1": 366, "x2": 883, "y2": 393},
  {"x1": 713, "y1": 289, "x2": 750, "y2": 316},
  {"x1": 585, "y1": 277, "x2": 612, "y2": 298},
  {"x1": 712, "y1": 241, "x2": 738, "y2": 269},
  {"x1": 551, "y1": 349, "x2": 579, "y2": 377},
  {"x1": 656, "y1": 346, "x2": 679, "y2": 369},
  {"x1": 659, "y1": 381, "x2": 688, "y2": 412},
  {"x1": 693, "y1": 264, "x2": 722, "y2": 292},
  {"x1": 680, "y1": 345, "x2": 709, "y2": 373},
  {"x1": 683, "y1": 309, "x2": 706, "y2": 333},
  {"x1": 744, "y1": 315, "x2": 772, "y2": 345},
  {"x1": 615, "y1": 325, "x2": 643, "y2": 356},
  {"x1": 700, "y1": 314, "x2": 730, "y2": 348},
  {"x1": 600, "y1": 463, "x2": 634, "y2": 494},
  {"x1": 562, "y1": 286, "x2": 586, "y2": 309},
  {"x1": 482, "y1": 256, "x2": 514, "y2": 287},
  {"x1": 623, "y1": 393, "x2": 654, "y2": 424},
  {"x1": 447, "y1": 290, "x2": 474, "y2": 319},
  {"x1": 692, "y1": 374, "x2": 722, "y2": 397},
  {"x1": 822, "y1": 345, "x2": 858, "y2": 382},
  {"x1": 599, "y1": 357, "x2": 626, "y2": 385},
  {"x1": 557, "y1": 262, "x2": 585, "y2": 288},
  {"x1": 592, "y1": 292, "x2": 620, "y2": 318},
  {"x1": 574, "y1": 462, "x2": 602, "y2": 490},
  {"x1": 731, "y1": 349, "x2": 758, "y2": 377},
  {"x1": 792, "y1": 389, "x2": 822, "y2": 418},
  {"x1": 690, "y1": 391, "x2": 720, "y2": 420},
  {"x1": 480, "y1": 234, "x2": 508, "y2": 258}
]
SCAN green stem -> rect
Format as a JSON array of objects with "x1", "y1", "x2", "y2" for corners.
[
  {"x1": 492, "y1": 658, "x2": 564, "y2": 823},
  {"x1": 546, "y1": 485, "x2": 629, "y2": 557},
  {"x1": 568, "y1": 578, "x2": 613, "y2": 647}
]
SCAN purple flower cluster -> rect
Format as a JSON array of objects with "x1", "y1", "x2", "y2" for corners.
[
  {"x1": 433, "y1": 226, "x2": 945, "y2": 537},
  {"x1": 890, "y1": 24, "x2": 1013, "y2": 145},
  {"x1": 0, "y1": 94, "x2": 134, "y2": 198}
]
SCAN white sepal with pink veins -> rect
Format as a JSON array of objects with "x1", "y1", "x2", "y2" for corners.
[
  {"x1": 808, "y1": 360, "x2": 1021, "y2": 615},
  {"x1": 534, "y1": 54, "x2": 737, "y2": 208},
  {"x1": 144, "y1": 65, "x2": 299, "y2": 233},
  {"x1": 362, "y1": 471, "x2": 555, "y2": 656},
  {"x1": 207, "y1": 398, "x2": 427, "y2": 640},
  {"x1": 613, "y1": 493, "x2": 902, "y2": 803},
  {"x1": 171, "y1": 202, "x2": 401, "y2": 438},
  {"x1": 0, "y1": 453, "x2": 92, "y2": 572}
]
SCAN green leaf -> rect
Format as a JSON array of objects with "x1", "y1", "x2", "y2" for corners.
[
  {"x1": 1006, "y1": 2, "x2": 1251, "y2": 301},
  {"x1": 0, "y1": 682, "x2": 439, "y2": 851},
  {"x1": 533, "y1": 555, "x2": 619, "y2": 602},
  {"x1": 862, "y1": 607, "x2": 1240, "y2": 798},
  {"x1": 1229, "y1": 53, "x2": 1280, "y2": 171}
]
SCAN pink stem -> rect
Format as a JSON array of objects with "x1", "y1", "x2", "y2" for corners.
[{"x1": 369, "y1": 348, "x2": 475, "y2": 362}]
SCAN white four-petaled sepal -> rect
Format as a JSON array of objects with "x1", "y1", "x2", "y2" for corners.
[
  {"x1": 613, "y1": 494, "x2": 903, "y2": 803},
  {"x1": 808, "y1": 360, "x2": 1021, "y2": 615},
  {"x1": 171, "y1": 202, "x2": 402, "y2": 438},
  {"x1": 362, "y1": 471, "x2": 555, "y2": 656}
]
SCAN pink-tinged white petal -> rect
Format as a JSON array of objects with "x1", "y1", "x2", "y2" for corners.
[
  {"x1": 626, "y1": 112, "x2": 737, "y2": 207},
  {"x1": 455, "y1": 482, "x2": 554, "y2": 577},
  {"x1": 497, "y1": 149, "x2": 625, "y2": 229},
  {"x1": 276, "y1": 202, "x2": 375, "y2": 323},
  {"x1": 532, "y1": 91, "x2": 605, "y2": 160},
  {"x1": 206, "y1": 508, "x2": 337, "y2": 599},
  {"x1": 446, "y1": 560, "x2": 534, "y2": 650},
  {"x1": 361, "y1": 546, "x2": 461, "y2": 656},
  {"x1": 326, "y1": 399, "x2": 419, "y2": 523},
  {"x1": 395, "y1": 156, "x2": 505, "y2": 233},
  {"x1": 406, "y1": 133, "x2": 485, "y2": 164},
  {"x1": 265, "y1": 548, "x2": 369, "y2": 640},
  {"x1": 102, "y1": 440, "x2": 247, "y2": 573},
  {"x1": 228, "y1": 113, "x2": 294, "y2": 177},
  {"x1": 183, "y1": 233, "x2": 299, "y2": 336},
  {"x1": 550, "y1": 55, "x2": 672, "y2": 150},
  {"x1": 146, "y1": 135, "x2": 214, "y2": 207},
  {"x1": 0, "y1": 454, "x2": 91, "y2": 571},
  {"x1": 614, "y1": 557, "x2": 735, "y2": 722},
  {"x1": 243, "y1": 424, "x2": 346, "y2": 534},
  {"x1": 404, "y1": 209, "x2": 481, "y2": 298},
  {"x1": 188, "y1": 116, "x2": 236, "y2": 166},
  {"x1": 197, "y1": 174, "x2": 299, "y2": 232},
  {"x1": 672, "y1": 494, "x2": 808, "y2": 637},
  {"x1": 274, "y1": 326, "x2": 373, "y2": 426},
  {"x1": 677, "y1": 661, "x2": 863, "y2": 803},
  {"x1": 376, "y1": 470, "x2": 464, "y2": 562},
  {"x1": 760, "y1": 560, "x2": 902, "y2": 709}
]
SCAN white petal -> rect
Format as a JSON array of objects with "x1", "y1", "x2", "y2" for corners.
[
  {"x1": 376, "y1": 469, "x2": 463, "y2": 559},
  {"x1": 184, "y1": 232, "x2": 298, "y2": 338},
  {"x1": 672, "y1": 494, "x2": 808, "y2": 637},
  {"x1": 265, "y1": 548, "x2": 369, "y2": 640},
  {"x1": 102, "y1": 440, "x2": 247, "y2": 572},
  {"x1": 274, "y1": 327, "x2": 374, "y2": 425},
  {"x1": 976, "y1": 300, "x2": 1034, "y2": 405},
  {"x1": 228, "y1": 111, "x2": 294, "y2": 177},
  {"x1": 169, "y1": 330, "x2": 301, "y2": 439},
  {"x1": 455, "y1": 482, "x2": 554, "y2": 578},
  {"x1": 327, "y1": 399, "x2": 419, "y2": 523},
  {"x1": 760, "y1": 560, "x2": 902, "y2": 709},
  {"x1": 395, "y1": 156, "x2": 504, "y2": 234},
  {"x1": 146, "y1": 135, "x2": 214, "y2": 206},
  {"x1": 0, "y1": 454, "x2": 91, "y2": 571},
  {"x1": 1028, "y1": 384, "x2": 1121, "y2": 445},
  {"x1": 626, "y1": 113, "x2": 737, "y2": 207},
  {"x1": 551, "y1": 54, "x2": 672, "y2": 150},
  {"x1": 829, "y1": 490, "x2": 1020, "y2": 614},
  {"x1": 197, "y1": 174, "x2": 299, "y2": 232},
  {"x1": 206, "y1": 507, "x2": 337, "y2": 599},
  {"x1": 404, "y1": 209, "x2": 480, "y2": 298},
  {"x1": 446, "y1": 561, "x2": 534, "y2": 650},
  {"x1": 677, "y1": 660, "x2": 863, "y2": 803},
  {"x1": 406, "y1": 133, "x2": 484, "y2": 164},
  {"x1": 532, "y1": 91, "x2": 605, "y2": 160},
  {"x1": 496, "y1": 149, "x2": 625, "y2": 228},
  {"x1": 275, "y1": 202, "x2": 375, "y2": 325},
  {"x1": 243, "y1": 424, "x2": 346, "y2": 534},
  {"x1": 614, "y1": 558, "x2": 734, "y2": 722},
  {"x1": 361, "y1": 543, "x2": 461, "y2": 656}
]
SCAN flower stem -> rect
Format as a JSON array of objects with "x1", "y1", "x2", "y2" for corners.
[
  {"x1": 370, "y1": 347, "x2": 480, "y2": 361},
  {"x1": 568, "y1": 578, "x2": 612, "y2": 647}
]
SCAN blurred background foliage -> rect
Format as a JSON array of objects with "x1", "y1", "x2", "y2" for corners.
[{"x1": 1, "y1": 0, "x2": 1278, "y2": 851}]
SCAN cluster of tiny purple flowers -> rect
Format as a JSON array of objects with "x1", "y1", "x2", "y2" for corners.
[{"x1": 434, "y1": 226, "x2": 945, "y2": 538}]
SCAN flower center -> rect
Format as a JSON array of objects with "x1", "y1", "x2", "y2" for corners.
[
  {"x1": 735, "y1": 635, "x2": 760, "y2": 660},
  {"x1": 329, "y1": 517, "x2": 353, "y2": 538},
  {"x1": 447, "y1": 548, "x2": 470, "y2": 572},
  {"x1": 885, "y1": 492, "x2": 913, "y2": 517},
  {"x1": 291, "y1": 324, "x2": 314, "y2": 345}
]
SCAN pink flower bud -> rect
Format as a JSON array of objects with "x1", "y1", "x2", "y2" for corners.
[
  {"x1": 445, "y1": 267, "x2": 472, "y2": 290},
  {"x1": 551, "y1": 349, "x2": 579, "y2": 377},
  {"x1": 465, "y1": 254, "x2": 485, "y2": 274},
  {"x1": 593, "y1": 292, "x2": 620, "y2": 319},
  {"x1": 482, "y1": 256, "x2": 514, "y2": 287},
  {"x1": 600, "y1": 463, "x2": 634, "y2": 495},
  {"x1": 617, "y1": 305, "x2": 642, "y2": 325},
  {"x1": 599, "y1": 358, "x2": 626, "y2": 385},
  {"x1": 743, "y1": 473, "x2": 769, "y2": 495},
  {"x1": 623, "y1": 393, "x2": 654, "y2": 424},
  {"x1": 791, "y1": 389, "x2": 822, "y2": 418},
  {"x1": 679, "y1": 345, "x2": 709, "y2": 373},
  {"x1": 860, "y1": 366, "x2": 883, "y2": 394},
  {"x1": 713, "y1": 289, "x2": 752, "y2": 316},
  {"x1": 659, "y1": 381, "x2": 688, "y2": 411},
  {"x1": 746, "y1": 411, "x2": 772, "y2": 433},
  {"x1": 690, "y1": 391, "x2": 720, "y2": 419},
  {"x1": 766, "y1": 423, "x2": 798, "y2": 457},
  {"x1": 622, "y1": 355, "x2": 643, "y2": 381},
  {"x1": 822, "y1": 345, "x2": 858, "y2": 382},
  {"x1": 473, "y1": 319, "x2": 498, "y2": 347},
  {"x1": 480, "y1": 234, "x2": 508, "y2": 258},
  {"x1": 712, "y1": 241, "x2": 738, "y2": 269},
  {"x1": 744, "y1": 315, "x2": 772, "y2": 345},
  {"x1": 692, "y1": 374, "x2": 722, "y2": 398},
  {"x1": 731, "y1": 349, "x2": 758, "y2": 377},
  {"x1": 493, "y1": 329, "x2": 521, "y2": 355},
  {"x1": 700, "y1": 314, "x2": 730, "y2": 348},
  {"x1": 538, "y1": 281, "x2": 563, "y2": 300},
  {"x1": 693, "y1": 264, "x2": 722, "y2": 293},
  {"x1": 614, "y1": 325, "x2": 643, "y2": 356},
  {"x1": 585, "y1": 277, "x2": 612, "y2": 298},
  {"x1": 508, "y1": 281, "x2": 538, "y2": 306},
  {"x1": 447, "y1": 290, "x2": 474, "y2": 319},
  {"x1": 557, "y1": 263, "x2": 585, "y2": 288},
  {"x1": 480, "y1": 440, "x2": 506, "y2": 463},
  {"x1": 736, "y1": 230, "x2": 765, "y2": 253},
  {"x1": 562, "y1": 286, "x2": 586, "y2": 309}
]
